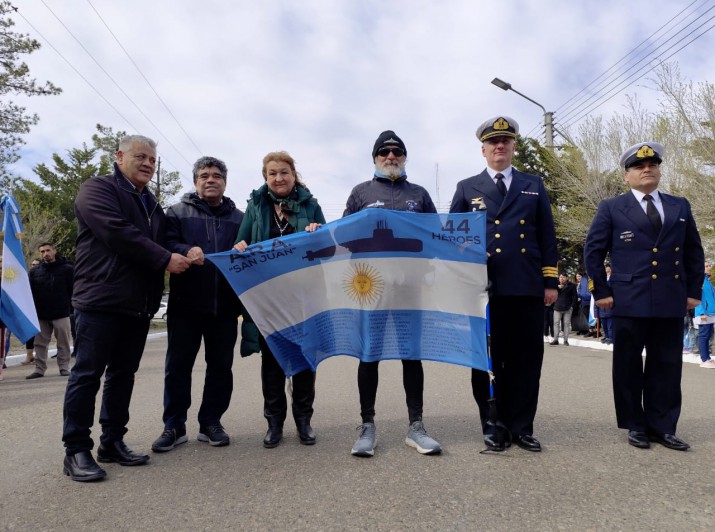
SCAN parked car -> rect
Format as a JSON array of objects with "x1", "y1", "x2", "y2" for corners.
[{"x1": 154, "y1": 300, "x2": 168, "y2": 321}]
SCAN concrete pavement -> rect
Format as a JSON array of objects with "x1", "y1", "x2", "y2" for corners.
[{"x1": 0, "y1": 334, "x2": 713, "y2": 531}]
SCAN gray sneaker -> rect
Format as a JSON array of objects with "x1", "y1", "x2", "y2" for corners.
[
  {"x1": 197, "y1": 424, "x2": 230, "y2": 447},
  {"x1": 351, "y1": 422, "x2": 376, "y2": 457},
  {"x1": 151, "y1": 427, "x2": 188, "y2": 453},
  {"x1": 405, "y1": 420, "x2": 442, "y2": 455}
]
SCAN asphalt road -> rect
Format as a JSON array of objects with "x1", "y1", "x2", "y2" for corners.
[{"x1": 1, "y1": 335, "x2": 713, "y2": 531}]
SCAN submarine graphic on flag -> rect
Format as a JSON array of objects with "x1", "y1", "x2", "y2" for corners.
[{"x1": 303, "y1": 220, "x2": 422, "y2": 261}]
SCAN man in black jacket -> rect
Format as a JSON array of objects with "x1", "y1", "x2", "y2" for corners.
[
  {"x1": 151, "y1": 156, "x2": 244, "y2": 452},
  {"x1": 26, "y1": 243, "x2": 74, "y2": 379},
  {"x1": 62, "y1": 135, "x2": 192, "y2": 482},
  {"x1": 551, "y1": 273, "x2": 577, "y2": 346},
  {"x1": 346, "y1": 130, "x2": 442, "y2": 458}
]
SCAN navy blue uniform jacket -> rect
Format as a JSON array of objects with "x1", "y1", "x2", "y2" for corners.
[
  {"x1": 584, "y1": 191, "x2": 704, "y2": 318},
  {"x1": 450, "y1": 169, "x2": 558, "y2": 297}
]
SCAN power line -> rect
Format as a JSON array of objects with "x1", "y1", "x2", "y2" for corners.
[
  {"x1": 15, "y1": 4, "x2": 190, "y2": 186},
  {"x1": 560, "y1": 16, "x2": 715, "y2": 130},
  {"x1": 556, "y1": 0, "x2": 707, "y2": 117},
  {"x1": 14, "y1": 9, "x2": 141, "y2": 132},
  {"x1": 559, "y1": 5, "x2": 715, "y2": 125},
  {"x1": 38, "y1": 0, "x2": 195, "y2": 175},
  {"x1": 85, "y1": 0, "x2": 204, "y2": 157}
]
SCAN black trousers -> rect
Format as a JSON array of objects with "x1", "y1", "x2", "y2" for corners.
[
  {"x1": 63, "y1": 310, "x2": 150, "y2": 454},
  {"x1": 162, "y1": 313, "x2": 238, "y2": 430},
  {"x1": 472, "y1": 296, "x2": 544, "y2": 437},
  {"x1": 259, "y1": 336, "x2": 315, "y2": 426},
  {"x1": 358, "y1": 359, "x2": 424, "y2": 424},
  {"x1": 612, "y1": 316, "x2": 683, "y2": 434}
]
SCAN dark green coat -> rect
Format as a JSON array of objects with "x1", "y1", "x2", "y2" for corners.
[{"x1": 236, "y1": 183, "x2": 326, "y2": 356}]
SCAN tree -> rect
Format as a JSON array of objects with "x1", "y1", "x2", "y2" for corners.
[
  {"x1": 16, "y1": 199, "x2": 69, "y2": 264},
  {"x1": 153, "y1": 163, "x2": 183, "y2": 207},
  {"x1": 0, "y1": 1, "x2": 61, "y2": 190},
  {"x1": 545, "y1": 62, "x2": 715, "y2": 267},
  {"x1": 14, "y1": 144, "x2": 109, "y2": 257},
  {"x1": 91, "y1": 123, "x2": 124, "y2": 169}
]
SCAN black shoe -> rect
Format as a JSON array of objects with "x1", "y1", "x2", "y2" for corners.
[
  {"x1": 64, "y1": 451, "x2": 107, "y2": 482},
  {"x1": 515, "y1": 434, "x2": 542, "y2": 452},
  {"x1": 198, "y1": 424, "x2": 230, "y2": 447},
  {"x1": 627, "y1": 430, "x2": 650, "y2": 449},
  {"x1": 564, "y1": 340, "x2": 569, "y2": 346},
  {"x1": 26, "y1": 372, "x2": 44, "y2": 380},
  {"x1": 484, "y1": 434, "x2": 511, "y2": 451},
  {"x1": 59, "y1": 369, "x2": 70, "y2": 377},
  {"x1": 263, "y1": 425, "x2": 283, "y2": 448},
  {"x1": 97, "y1": 441, "x2": 150, "y2": 466},
  {"x1": 648, "y1": 433, "x2": 690, "y2": 451},
  {"x1": 297, "y1": 423, "x2": 316, "y2": 445},
  {"x1": 549, "y1": 340, "x2": 559, "y2": 346},
  {"x1": 151, "y1": 427, "x2": 188, "y2": 453}
]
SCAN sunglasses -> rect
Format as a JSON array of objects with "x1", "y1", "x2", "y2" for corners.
[{"x1": 377, "y1": 147, "x2": 405, "y2": 157}]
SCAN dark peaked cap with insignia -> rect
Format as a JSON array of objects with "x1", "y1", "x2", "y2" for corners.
[
  {"x1": 476, "y1": 116, "x2": 519, "y2": 142},
  {"x1": 372, "y1": 130, "x2": 407, "y2": 159},
  {"x1": 619, "y1": 141, "x2": 665, "y2": 169}
]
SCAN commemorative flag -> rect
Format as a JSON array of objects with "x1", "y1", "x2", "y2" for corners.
[{"x1": 208, "y1": 209, "x2": 488, "y2": 376}]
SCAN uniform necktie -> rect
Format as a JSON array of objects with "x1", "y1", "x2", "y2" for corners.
[
  {"x1": 643, "y1": 194, "x2": 662, "y2": 233},
  {"x1": 495, "y1": 173, "x2": 507, "y2": 198}
]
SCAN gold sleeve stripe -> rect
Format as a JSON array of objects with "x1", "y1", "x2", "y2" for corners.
[
  {"x1": 588, "y1": 279, "x2": 594, "y2": 291},
  {"x1": 542, "y1": 266, "x2": 559, "y2": 278}
]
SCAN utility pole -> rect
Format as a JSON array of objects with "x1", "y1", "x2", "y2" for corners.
[
  {"x1": 491, "y1": 78, "x2": 554, "y2": 150},
  {"x1": 154, "y1": 156, "x2": 162, "y2": 200},
  {"x1": 435, "y1": 162, "x2": 440, "y2": 208}
]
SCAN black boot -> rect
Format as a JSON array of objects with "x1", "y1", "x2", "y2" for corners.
[
  {"x1": 296, "y1": 420, "x2": 316, "y2": 445},
  {"x1": 263, "y1": 419, "x2": 283, "y2": 448},
  {"x1": 291, "y1": 370, "x2": 316, "y2": 445},
  {"x1": 261, "y1": 350, "x2": 287, "y2": 448}
]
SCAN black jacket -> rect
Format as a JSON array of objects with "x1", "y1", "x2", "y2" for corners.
[
  {"x1": 29, "y1": 256, "x2": 74, "y2": 320},
  {"x1": 343, "y1": 175, "x2": 437, "y2": 215},
  {"x1": 553, "y1": 281, "x2": 577, "y2": 312},
  {"x1": 165, "y1": 192, "x2": 244, "y2": 317},
  {"x1": 72, "y1": 164, "x2": 170, "y2": 317}
]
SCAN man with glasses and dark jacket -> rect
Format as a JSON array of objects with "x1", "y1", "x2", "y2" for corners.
[
  {"x1": 345, "y1": 130, "x2": 442, "y2": 458},
  {"x1": 151, "y1": 156, "x2": 244, "y2": 452}
]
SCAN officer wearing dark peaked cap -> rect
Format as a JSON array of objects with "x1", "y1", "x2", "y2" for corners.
[
  {"x1": 585, "y1": 141, "x2": 704, "y2": 451},
  {"x1": 450, "y1": 115, "x2": 559, "y2": 452}
]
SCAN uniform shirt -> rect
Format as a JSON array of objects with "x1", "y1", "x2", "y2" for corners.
[
  {"x1": 630, "y1": 189, "x2": 664, "y2": 224},
  {"x1": 486, "y1": 166, "x2": 513, "y2": 192}
]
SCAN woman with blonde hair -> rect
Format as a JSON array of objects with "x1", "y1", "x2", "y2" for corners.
[{"x1": 234, "y1": 151, "x2": 325, "y2": 448}]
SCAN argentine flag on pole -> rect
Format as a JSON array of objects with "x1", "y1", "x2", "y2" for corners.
[
  {"x1": 208, "y1": 209, "x2": 489, "y2": 377},
  {"x1": 0, "y1": 195, "x2": 40, "y2": 343}
]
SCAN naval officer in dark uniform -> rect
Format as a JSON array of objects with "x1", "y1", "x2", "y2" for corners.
[
  {"x1": 584, "y1": 141, "x2": 703, "y2": 451},
  {"x1": 450, "y1": 116, "x2": 558, "y2": 452}
]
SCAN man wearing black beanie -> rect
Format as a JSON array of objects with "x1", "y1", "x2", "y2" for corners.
[{"x1": 343, "y1": 130, "x2": 441, "y2": 458}]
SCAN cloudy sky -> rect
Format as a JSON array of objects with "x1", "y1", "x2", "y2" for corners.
[{"x1": 11, "y1": 0, "x2": 715, "y2": 220}]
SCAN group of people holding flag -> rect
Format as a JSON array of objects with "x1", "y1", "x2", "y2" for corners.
[{"x1": 1, "y1": 114, "x2": 703, "y2": 483}]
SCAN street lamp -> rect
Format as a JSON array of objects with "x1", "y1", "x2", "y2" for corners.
[{"x1": 491, "y1": 77, "x2": 554, "y2": 149}]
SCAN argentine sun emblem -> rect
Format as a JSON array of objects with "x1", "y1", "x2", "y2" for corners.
[
  {"x1": 343, "y1": 263, "x2": 384, "y2": 306},
  {"x1": 2, "y1": 266, "x2": 17, "y2": 282}
]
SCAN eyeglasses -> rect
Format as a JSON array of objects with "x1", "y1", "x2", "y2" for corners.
[
  {"x1": 377, "y1": 147, "x2": 405, "y2": 157},
  {"x1": 197, "y1": 172, "x2": 225, "y2": 180}
]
